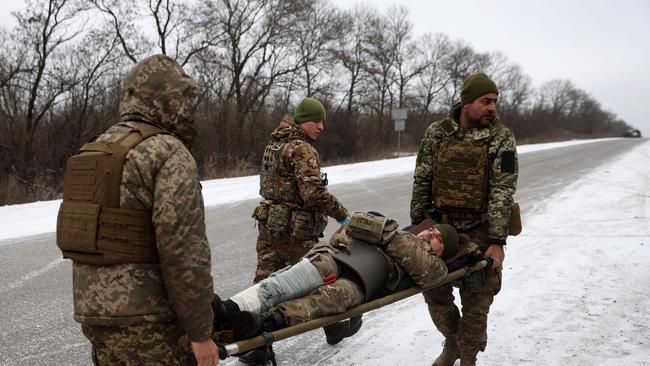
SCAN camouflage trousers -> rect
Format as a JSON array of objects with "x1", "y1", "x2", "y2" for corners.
[
  {"x1": 253, "y1": 223, "x2": 316, "y2": 283},
  {"x1": 422, "y1": 225, "x2": 502, "y2": 357},
  {"x1": 273, "y1": 231, "x2": 445, "y2": 326},
  {"x1": 81, "y1": 322, "x2": 196, "y2": 366},
  {"x1": 273, "y1": 246, "x2": 364, "y2": 326}
]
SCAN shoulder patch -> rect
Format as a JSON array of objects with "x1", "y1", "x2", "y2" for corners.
[
  {"x1": 416, "y1": 141, "x2": 425, "y2": 164},
  {"x1": 501, "y1": 150, "x2": 516, "y2": 173}
]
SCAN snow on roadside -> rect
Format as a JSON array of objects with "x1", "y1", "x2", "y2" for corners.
[
  {"x1": 323, "y1": 139, "x2": 650, "y2": 365},
  {"x1": 0, "y1": 138, "x2": 619, "y2": 242}
]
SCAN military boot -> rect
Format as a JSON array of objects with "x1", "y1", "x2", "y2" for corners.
[
  {"x1": 237, "y1": 347, "x2": 275, "y2": 365},
  {"x1": 211, "y1": 294, "x2": 240, "y2": 331},
  {"x1": 431, "y1": 339, "x2": 459, "y2": 366},
  {"x1": 323, "y1": 315, "x2": 363, "y2": 345},
  {"x1": 230, "y1": 311, "x2": 286, "y2": 341},
  {"x1": 234, "y1": 312, "x2": 285, "y2": 365}
]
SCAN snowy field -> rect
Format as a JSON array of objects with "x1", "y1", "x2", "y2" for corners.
[{"x1": 0, "y1": 137, "x2": 648, "y2": 365}]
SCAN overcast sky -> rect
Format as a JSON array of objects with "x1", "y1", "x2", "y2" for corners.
[
  {"x1": 1, "y1": 0, "x2": 648, "y2": 135},
  {"x1": 331, "y1": 0, "x2": 650, "y2": 135}
]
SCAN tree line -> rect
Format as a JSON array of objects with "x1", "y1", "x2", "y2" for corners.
[{"x1": 0, "y1": 0, "x2": 633, "y2": 205}]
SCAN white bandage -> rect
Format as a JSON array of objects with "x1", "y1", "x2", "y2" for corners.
[
  {"x1": 230, "y1": 284, "x2": 262, "y2": 313},
  {"x1": 258, "y1": 258, "x2": 323, "y2": 312}
]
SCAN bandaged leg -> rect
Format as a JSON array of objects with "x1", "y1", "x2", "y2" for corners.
[{"x1": 230, "y1": 258, "x2": 323, "y2": 314}]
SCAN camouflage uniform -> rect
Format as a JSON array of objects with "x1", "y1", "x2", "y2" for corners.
[
  {"x1": 64, "y1": 55, "x2": 214, "y2": 365},
  {"x1": 410, "y1": 102, "x2": 518, "y2": 357},
  {"x1": 272, "y1": 226, "x2": 448, "y2": 326},
  {"x1": 252, "y1": 115, "x2": 348, "y2": 282}
]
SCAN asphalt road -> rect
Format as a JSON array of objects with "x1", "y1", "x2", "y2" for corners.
[{"x1": 0, "y1": 138, "x2": 645, "y2": 366}]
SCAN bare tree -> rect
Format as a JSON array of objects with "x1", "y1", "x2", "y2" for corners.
[
  {"x1": 290, "y1": 0, "x2": 342, "y2": 97},
  {"x1": 415, "y1": 32, "x2": 452, "y2": 112},
  {"x1": 91, "y1": 0, "x2": 152, "y2": 63},
  {"x1": 485, "y1": 52, "x2": 532, "y2": 124},
  {"x1": 386, "y1": 6, "x2": 426, "y2": 109},
  {"x1": 331, "y1": 5, "x2": 374, "y2": 113},
  {"x1": 5, "y1": 0, "x2": 85, "y2": 176},
  {"x1": 361, "y1": 10, "x2": 396, "y2": 116},
  {"x1": 441, "y1": 40, "x2": 490, "y2": 106}
]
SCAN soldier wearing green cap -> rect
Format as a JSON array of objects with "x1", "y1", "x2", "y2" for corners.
[
  {"x1": 410, "y1": 73, "x2": 519, "y2": 365},
  {"x1": 252, "y1": 97, "x2": 349, "y2": 283},
  {"x1": 244, "y1": 97, "x2": 349, "y2": 362}
]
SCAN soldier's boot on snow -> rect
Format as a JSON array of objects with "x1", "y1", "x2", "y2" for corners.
[
  {"x1": 431, "y1": 339, "x2": 460, "y2": 366},
  {"x1": 323, "y1": 315, "x2": 363, "y2": 345},
  {"x1": 237, "y1": 347, "x2": 275, "y2": 366},
  {"x1": 211, "y1": 294, "x2": 240, "y2": 331}
]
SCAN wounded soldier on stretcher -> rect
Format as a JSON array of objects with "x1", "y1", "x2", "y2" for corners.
[{"x1": 212, "y1": 211, "x2": 482, "y2": 345}]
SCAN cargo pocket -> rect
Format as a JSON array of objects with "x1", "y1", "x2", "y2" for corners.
[
  {"x1": 266, "y1": 204, "x2": 291, "y2": 233},
  {"x1": 290, "y1": 210, "x2": 315, "y2": 241},
  {"x1": 314, "y1": 212, "x2": 328, "y2": 237},
  {"x1": 252, "y1": 202, "x2": 270, "y2": 222}
]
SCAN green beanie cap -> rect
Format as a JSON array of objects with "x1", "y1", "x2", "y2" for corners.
[
  {"x1": 294, "y1": 97, "x2": 326, "y2": 124},
  {"x1": 460, "y1": 73, "x2": 498, "y2": 105},
  {"x1": 434, "y1": 224, "x2": 459, "y2": 259}
]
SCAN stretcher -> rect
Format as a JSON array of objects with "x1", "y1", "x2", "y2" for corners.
[{"x1": 215, "y1": 258, "x2": 490, "y2": 361}]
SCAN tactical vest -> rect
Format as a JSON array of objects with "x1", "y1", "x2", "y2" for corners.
[
  {"x1": 433, "y1": 119, "x2": 492, "y2": 215},
  {"x1": 259, "y1": 138, "x2": 303, "y2": 205},
  {"x1": 56, "y1": 123, "x2": 167, "y2": 265}
]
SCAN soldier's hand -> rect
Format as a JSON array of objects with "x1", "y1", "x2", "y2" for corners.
[
  {"x1": 484, "y1": 244, "x2": 505, "y2": 269},
  {"x1": 191, "y1": 338, "x2": 220, "y2": 366}
]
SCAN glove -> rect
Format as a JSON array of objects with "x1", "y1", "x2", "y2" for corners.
[{"x1": 337, "y1": 216, "x2": 350, "y2": 225}]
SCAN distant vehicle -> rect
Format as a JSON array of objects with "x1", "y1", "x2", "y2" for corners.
[{"x1": 623, "y1": 129, "x2": 641, "y2": 138}]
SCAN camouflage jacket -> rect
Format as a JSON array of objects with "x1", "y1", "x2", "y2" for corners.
[
  {"x1": 72, "y1": 55, "x2": 214, "y2": 342},
  {"x1": 261, "y1": 115, "x2": 348, "y2": 221},
  {"x1": 328, "y1": 226, "x2": 448, "y2": 290},
  {"x1": 410, "y1": 103, "x2": 518, "y2": 244}
]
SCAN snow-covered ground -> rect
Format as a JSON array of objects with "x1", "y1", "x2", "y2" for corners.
[
  {"x1": 321, "y1": 139, "x2": 650, "y2": 366},
  {"x1": 0, "y1": 137, "x2": 615, "y2": 242}
]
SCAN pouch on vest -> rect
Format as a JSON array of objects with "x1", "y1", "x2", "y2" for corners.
[
  {"x1": 56, "y1": 123, "x2": 165, "y2": 265},
  {"x1": 290, "y1": 210, "x2": 325, "y2": 241},
  {"x1": 347, "y1": 211, "x2": 398, "y2": 245},
  {"x1": 266, "y1": 203, "x2": 291, "y2": 233},
  {"x1": 508, "y1": 202, "x2": 522, "y2": 236},
  {"x1": 252, "y1": 201, "x2": 270, "y2": 222}
]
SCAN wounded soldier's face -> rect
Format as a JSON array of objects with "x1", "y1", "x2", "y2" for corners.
[{"x1": 417, "y1": 228, "x2": 444, "y2": 257}]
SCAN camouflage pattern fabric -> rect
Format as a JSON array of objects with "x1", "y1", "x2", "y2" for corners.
[
  {"x1": 72, "y1": 55, "x2": 214, "y2": 345},
  {"x1": 412, "y1": 101, "x2": 515, "y2": 359},
  {"x1": 410, "y1": 102, "x2": 518, "y2": 241},
  {"x1": 272, "y1": 227, "x2": 447, "y2": 325},
  {"x1": 253, "y1": 115, "x2": 348, "y2": 282},
  {"x1": 81, "y1": 322, "x2": 196, "y2": 365},
  {"x1": 422, "y1": 221, "x2": 501, "y2": 357},
  {"x1": 253, "y1": 224, "x2": 316, "y2": 283}
]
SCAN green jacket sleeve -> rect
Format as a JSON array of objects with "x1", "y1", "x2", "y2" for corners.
[
  {"x1": 486, "y1": 127, "x2": 518, "y2": 243},
  {"x1": 410, "y1": 124, "x2": 440, "y2": 224}
]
